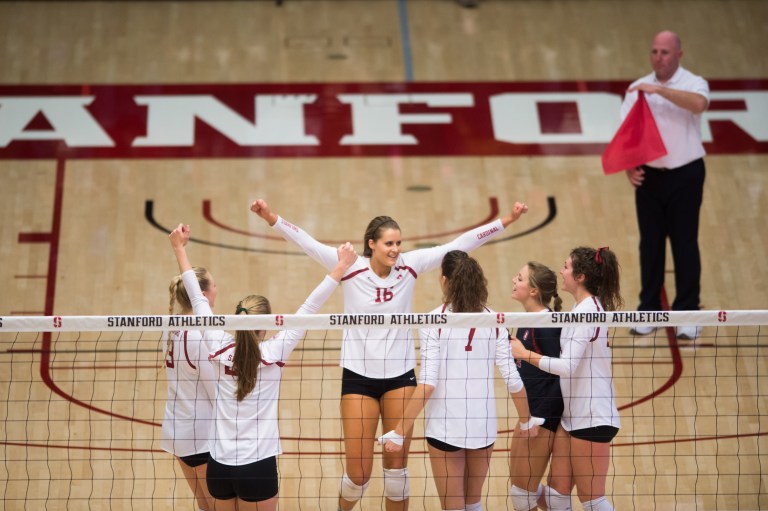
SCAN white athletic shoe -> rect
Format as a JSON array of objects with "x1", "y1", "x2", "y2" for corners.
[
  {"x1": 676, "y1": 326, "x2": 701, "y2": 340},
  {"x1": 629, "y1": 325, "x2": 656, "y2": 336}
]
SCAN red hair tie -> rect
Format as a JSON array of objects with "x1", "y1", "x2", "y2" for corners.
[{"x1": 595, "y1": 246, "x2": 609, "y2": 265}]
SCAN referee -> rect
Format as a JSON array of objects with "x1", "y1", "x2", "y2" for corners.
[{"x1": 622, "y1": 30, "x2": 709, "y2": 341}]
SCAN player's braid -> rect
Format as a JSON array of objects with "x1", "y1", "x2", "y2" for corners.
[{"x1": 168, "y1": 276, "x2": 183, "y2": 315}]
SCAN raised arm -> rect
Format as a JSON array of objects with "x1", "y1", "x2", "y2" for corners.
[
  {"x1": 328, "y1": 242, "x2": 357, "y2": 282},
  {"x1": 169, "y1": 224, "x2": 214, "y2": 316},
  {"x1": 407, "y1": 201, "x2": 529, "y2": 273},
  {"x1": 251, "y1": 198, "x2": 341, "y2": 270},
  {"x1": 260, "y1": 243, "x2": 357, "y2": 363},
  {"x1": 169, "y1": 223, "x2": 192, "y2": 273},
  {"x1": 296, "y1": 242, "x2": 357, "y2": 316},
  {"x1": 250, "y1": 198, "x2": 278, "y2": 226},
  {"x1": 500, "y1": 201, "x2": 530, "y2": 228}
]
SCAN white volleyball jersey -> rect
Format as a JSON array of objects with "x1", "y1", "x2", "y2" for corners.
[
  {"x1": 419, "y1": 304, "x2": 524, "y2": 449},
  {"x1": 272, "y1": 216, "x2": 506, "y2": 379},
  {"x1": 160, "y1": 270, "x2": 221, "y2": 457},
  {"x1": 160, "y1": 328, "x2": 216, "y2": 457},
  {"x1": 539, "y1": 297, "x2": 620, "y2": 432},
  {"x1": 208, "y1": 275, "x2": 339, "y2": 465}
]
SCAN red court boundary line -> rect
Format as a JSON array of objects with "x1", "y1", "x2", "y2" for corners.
[
  {"x1": 17, "y1": 232, "x2": 52, "y2": 243},
  {"x1": 203, "y1": 197, "x2": 500, "y2": 243},
  {"x1": 610, "y1": 430, "x2": 768, "y2": 448},
  {"x1": 33, "y1": 158, "x2": 161, "y2": 428},
  {"x1": 0, "y1": 441, "x2": 158, "y2": 454},
  {"x1": 48, "y1": 364, "x2": 165, "y2": 371},
  {"x1": 617, "y1": 287, "x2": 683, "y2": 411},
  {"x1": 4, "y1": 429, "x2": 768, "y2": 456},
  {"x1": 46, "y1": 362, "x2": 343, "y2": 370},
  {"x1": 40, "y1": 360, "x2": 675, "y2": 371}
]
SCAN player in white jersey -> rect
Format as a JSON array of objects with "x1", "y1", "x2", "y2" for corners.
[
  {"x1": 507, "y1": 262, "x2": 564, "y2": 511},
  {"x1": 163, "y1": 225, "x2": 221, "y2": 511},
  {"x1": 251, "y1": 199, "x2": 529, "y2": 511},
  {"x1": 379, "y1": 251, "x2": 541, "y2": 511},
  {"x1": 170, "y1": 223, "x2": 356, "y2": 511},
  {"x1": 511, "y1": 247, "x2": 623, "y2": 511}
]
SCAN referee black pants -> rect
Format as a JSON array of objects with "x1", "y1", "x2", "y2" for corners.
[{"x1": 635, "y1": 158, "x2": 705, "y2": 312}]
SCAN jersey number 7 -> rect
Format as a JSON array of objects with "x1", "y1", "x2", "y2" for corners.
[{"x1": 465, "y1": 328, "x2": 476, "y2": 352}]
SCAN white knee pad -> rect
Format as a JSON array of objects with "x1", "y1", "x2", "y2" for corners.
[
  {"x1": 582, "y1": 496, "x2": 614, "y2": 511},
  {"x1": 465, "y1": 501, "x2": 483, "y2": 511},
  {"x1": 339, "y1": 473, "x2": 369, "y2": 502},
  {"x1": 510, "y1": 484, "x2": 542, "y2": 511},
  {"x1": 383, "y1": 467, "x2": 410, "y2": 501},
  {"x1": 543, "y1": 485, "x2": 572, "y2": 511}
]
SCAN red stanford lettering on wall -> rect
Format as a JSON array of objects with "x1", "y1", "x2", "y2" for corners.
[{"x1": 0, "y1": 81, "x2": 766, "y2": 159}]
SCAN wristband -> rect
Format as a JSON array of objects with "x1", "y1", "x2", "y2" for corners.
[
  {"x1": 520, "y1": 417, "x2": 545, "y2": 431},
  {"x1": 378, "y1": 430, "x2": 404, "y2": 446}
]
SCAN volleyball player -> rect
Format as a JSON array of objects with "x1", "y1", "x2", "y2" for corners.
[
  {"x1": 164, "y1": 225, "x2": 220, "y2": 511},
  {"x1": 511, "y1": 247, "x2": 623, "y2": 511},
  {"x1": 170, "y1": 223, "x2": 357, "y2": 511},
  {"x1": 250, "y1": 198, "x2": 528, "y2": 511},
  {"x1": 507, "y1": 262, "x2": 564, "y2": 511},
  {"x1": 379, "y1": 250, "x2": 541, "y2": 511}
]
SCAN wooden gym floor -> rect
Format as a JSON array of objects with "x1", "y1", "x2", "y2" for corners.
[{"x1": 0, "y1": 1, "x2": 767, "y2": 509}]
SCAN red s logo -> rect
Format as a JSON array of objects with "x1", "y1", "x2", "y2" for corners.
[
  {"x1": 275, "y1": 315, "x2": 284, "y2": 326},
  {"x1": 717, "y1": 311, "x2": 727, "y2": 323},
  {"x1": 53, "y1": 316, "x2": 62, "y2": 328},
  {"x1": 496, "y1": 313, "x2": 505, "y2": 324}
]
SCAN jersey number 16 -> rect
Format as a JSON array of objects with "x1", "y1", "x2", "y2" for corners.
[{"x1": 374, "y1": 287, "x2": 394, "y2": 303}]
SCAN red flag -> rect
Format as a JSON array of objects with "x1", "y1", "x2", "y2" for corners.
[{"x1": 601, "y1": 91, "x2": 667, "y2": 175}]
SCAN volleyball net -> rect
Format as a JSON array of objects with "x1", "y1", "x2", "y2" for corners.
[{"x1": 1, "y1": 311, "x2": 766, "y2": 510}]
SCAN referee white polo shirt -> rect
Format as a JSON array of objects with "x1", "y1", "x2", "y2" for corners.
[{"x1": 620, "y1": 66, "x2": 710, "y2": 169}]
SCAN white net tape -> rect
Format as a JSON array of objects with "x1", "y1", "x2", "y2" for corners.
[{"x1": 2, "y1": 309, "x2": 766, "y2": 332}]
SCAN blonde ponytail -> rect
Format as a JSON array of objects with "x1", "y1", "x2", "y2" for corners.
[{"x1": 163, "y1": 267, "x2": 211, "y2": 367}]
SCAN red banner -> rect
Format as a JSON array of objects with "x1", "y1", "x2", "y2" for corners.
[{"x1": 1, "y1": 80, "x2": 766, "y2": 159}]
